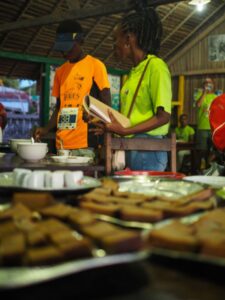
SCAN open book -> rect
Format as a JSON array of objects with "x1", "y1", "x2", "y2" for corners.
[{"x1": 83, "y1": 95, "x2": 131, "y2": 128}]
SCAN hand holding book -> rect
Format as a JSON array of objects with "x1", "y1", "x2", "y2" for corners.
[{"x1": 83, "y1": 95, "x2": 131, "y2": 128}]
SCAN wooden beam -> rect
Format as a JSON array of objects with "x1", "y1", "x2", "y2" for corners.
[
  {"x1": 171, "y1": 68, "x2": 225, "y2": 77},
  {"x1": 161, "y1": 2, "x2": 180, "y2": 22},
  {"x1": 0, "y1": 50, "x2": 64, "y2": 65},
  {"x1": 0, "y1": 0, "x2": 184, "y2": 33},
  {"x1": 66, "y1": 0, "x2": 80, "y2": 9},
  {"x1": 167, "y1": 3, "x2": 225, "y2": 64},
  {"x1": 0, "y1": 49, "x2": 128, "y2": 75},
  {"x1": 161, "y1": 9, "x2": 196, "y2": 46}
]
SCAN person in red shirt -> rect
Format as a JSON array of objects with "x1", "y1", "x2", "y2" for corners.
[{"x1": 0, "y1": 103, "x2": 7, "y2": 130}]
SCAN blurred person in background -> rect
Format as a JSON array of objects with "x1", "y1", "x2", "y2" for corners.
[
  {"x1": 194, "y1": 77, "x2": 217, "y2": 172},
  {"x1": 0, "y1": 102, "x2": 7, "y2": 130},
  {"x1": 0, "y1": 103, "x2": 7, "y2": 143},
  {"x1": 175, "y1": 113, "x2": 195, "y2": 171}
]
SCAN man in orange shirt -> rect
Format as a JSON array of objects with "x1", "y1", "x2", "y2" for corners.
[{"x1": 34, "y1": 20, "x2": 110, "y2": 151}]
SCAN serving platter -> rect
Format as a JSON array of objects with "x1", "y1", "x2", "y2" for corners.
[
  {"x1": 115, "y1": 176, "x2": 205, "y2": 200},
  {"x1": 0, "y1": 249, "x2": 149, "y2": 289},
  {"x1": 184, "y1": 175, "x2": 225, "y2": 189},
  {"x1": 147, "y1": 208, "x2": 225, "y2": 269},
  {"x1": 150, "y1": 247, "x2": 225, "y2": 269},
  {"x1": 0, "y1": 199, "x2": 149, "y2": 290},
  {"x1": 0, "y1": 172, "x2": 101, "y2": 194}
]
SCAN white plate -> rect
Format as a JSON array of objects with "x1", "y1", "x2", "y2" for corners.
[
  {"x1": 50, "y1": 156, "x2": 92, "y2": 164},
  {"x1": 0, "y1": 172, "x2": 101, "y2": 193},
  {"x1": 183, "y1": 176, "x2": 225, "y2": 188},
  {"x1": 50, "y1": 156, "x2": 68, "y2": 163},
  {"x1": 66, "y1": 156, "x2": 92, "y2": 164}
]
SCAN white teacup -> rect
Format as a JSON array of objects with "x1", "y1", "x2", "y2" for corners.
[
  {"x1": 27, "y1": 170, "x2": 49, "y2": 189},
  {"x1": 64, "y1": 171, "x2": 83, "y2": 187},
  {"x1": 57, "y1": 149, "x2": 71, "y2": 157},
  {"x1": 45, "y1": 171, "x2": 65, "y2": 188},
  {"x1": 13, "y1": 168, "x2": 32, "y2": 186}
]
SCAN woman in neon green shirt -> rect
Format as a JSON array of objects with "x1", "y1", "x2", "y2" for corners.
[{"x1": 106, "y1": 9, "x2": 172, "y2": 170}]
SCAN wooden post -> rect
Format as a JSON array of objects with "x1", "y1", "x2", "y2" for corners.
[
  {"x1": 105, "y1": 132, "x2": 112, "y2": 175},
  {"x1": 171, "y1": 132, "x2": 177, "y2": 172}
]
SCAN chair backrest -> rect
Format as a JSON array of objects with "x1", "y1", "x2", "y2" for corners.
[{"x1": 104, "y1": 132, "x2": 177, "y2": 175}]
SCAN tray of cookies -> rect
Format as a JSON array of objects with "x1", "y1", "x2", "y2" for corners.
[
  {"x1": 0, "y1": 193, "x2": 149, "y2": 288},
  {"x1": 147, "y1": 207, "x2": 225, "y2": 267},
  {"x1": 74, "y1": 178, "x2": 217, "y2": 230}
]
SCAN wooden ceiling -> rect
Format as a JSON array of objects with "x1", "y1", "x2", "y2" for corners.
[{"x1": 0, "y1": 0, "x2": 225, "y2": 80}]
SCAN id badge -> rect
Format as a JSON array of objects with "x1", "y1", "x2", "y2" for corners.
[{"x1": 58, "y1": 107, "x2": 78, "y2": 129}]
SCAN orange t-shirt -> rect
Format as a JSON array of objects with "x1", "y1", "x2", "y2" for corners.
[{"x1": 52, "y1": 55, "x2": 110, "y2": 149}]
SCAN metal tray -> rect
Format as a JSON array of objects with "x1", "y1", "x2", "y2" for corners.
[
  {"x1": 148, "y1": 211, "x2": 225, "y2": 268},
  {"x1": 0, "y1": 172, "x2": 101, "y2": 195},
  {"x1": 92, "y1": 177, "x2": 217, "y2": 230},
  {"x1": 95, "y1": 209, "x2": 209, "y2": 229},
  {"x1": 0, "y1": 249, "x2": 149, "y2": 289},
  {"x1": 115, "y1": 176, "x2": 205, "y2": 200},
  {"x1": 95, "y1": 213, "x2": 154, "y2": 230},
  {"x1": 150, "y1": 247, "x2": 225, "y2": 268},
  {"x1": 0, "y1": 202, "x2": 149, "y2": 289}
]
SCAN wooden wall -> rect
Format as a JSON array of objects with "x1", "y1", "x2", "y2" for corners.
[{"x1": 168, "y1": 19, "x2": 225, "y2": 125}]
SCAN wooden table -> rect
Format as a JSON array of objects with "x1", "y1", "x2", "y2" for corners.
[
  {"x1": 176, "y1": 141, "x2": 197, "y2": 174},
  {"x1": 0, "y1": 153, "x2": 105, "y2": 178},
  {"x1": 0, "y1": 259, "x2": 224, "y2": 299}
]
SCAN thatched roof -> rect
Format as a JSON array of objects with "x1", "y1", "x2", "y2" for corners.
[{"x1": 0, "y1": 0, "x2": 224, "y2": 79}]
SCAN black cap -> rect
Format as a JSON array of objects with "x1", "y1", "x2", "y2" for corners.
[{"x1": 53, "y1": 20, "x2": 84, "y2": 52}]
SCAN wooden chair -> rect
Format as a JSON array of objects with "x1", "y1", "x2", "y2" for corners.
[{"x1": 104, "y1": 132, "x2": 177, "y2": 175}]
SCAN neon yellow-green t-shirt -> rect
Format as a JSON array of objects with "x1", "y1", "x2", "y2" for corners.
[
  {"x1": 120, "y1": 54, "x2": 172, "y2": 136},
  {"x1": 194, "y1": 91, "x2": 217, "y2": 130},
  {"x1": 175, "y1": 125, "x2": 195, "y2": 142}
]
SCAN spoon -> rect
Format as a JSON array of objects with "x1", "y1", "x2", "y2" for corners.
[{"x1": 60, "y1": 139, "x2": 64, "y2": 150}]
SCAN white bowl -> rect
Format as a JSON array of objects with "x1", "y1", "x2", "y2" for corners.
[
  {"x1": 17, "y1": 143, "x2": 48, "y2": 162},
  {"x1": 10, "y1": 139, "x2": 32, "y2": 152}
]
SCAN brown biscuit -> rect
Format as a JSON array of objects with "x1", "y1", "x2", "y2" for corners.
[
  {"x1": 100, "y1": 230, "x2": 143, "y2": 253},
  {"x1": 48, "y1": 230, "x2": 77, "y2": 244},
  {"x1": 57, "y1": 238, "x2": 93, "y2": 259},
  {"x1": 112, "y1": 190, "x2": 155, "y2": 201},
  {"x1": 80, "y1": 193, "x2": 114, "y2": 203},
  {"x1": 160, "y1": 199, "x2": 215, "y2": 217},
  {"x1": 0, "y1": 203, "x2": 32, "y2": 222},
  {"x1": 119, "y1": 206, "x2": 163, "y2": 223},
  {"x1": 12, "y1": 192, "x2": 55, "y2": 210},
  {"x1": 68, "y1": 210, "x2": 96, "y2": 229},
  {"x1": 40, "y1": 203, "x2": 79, "y2": 220},
  {"x1": 80, "y1": 201, "x2": 120, "y2": 216},
  {"x1": 80, "y1": 221, "x2": 119, "y2": 241},
  {"x1": 0, "y1": 221, "x2": 19, "y2": 239},
  {"x1": 26, "y1": 230, "x2": 48, "y2": 247},
  {"x1": 0, "y1": 233, "x2": 26, "y2": 265},
  {"x1": 198, "y1": 232, "x2": 225, "y2": 258},
  {"x1": 149, "y1": 221, "x2": 198, "y2": 252},
  {"x1": 36, "y1": 219, "x2": 72, "y2": 235},
  {"x1": 100, "y1": 178, "x2": 119, "y2": 191},
  {"x1": 26, "y1": 246, "x2": 63, "y2": 266}
]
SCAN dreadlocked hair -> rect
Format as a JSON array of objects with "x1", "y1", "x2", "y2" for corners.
[{"x1": 121, "y1": 8, "x2": 162, "y2": 55}]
